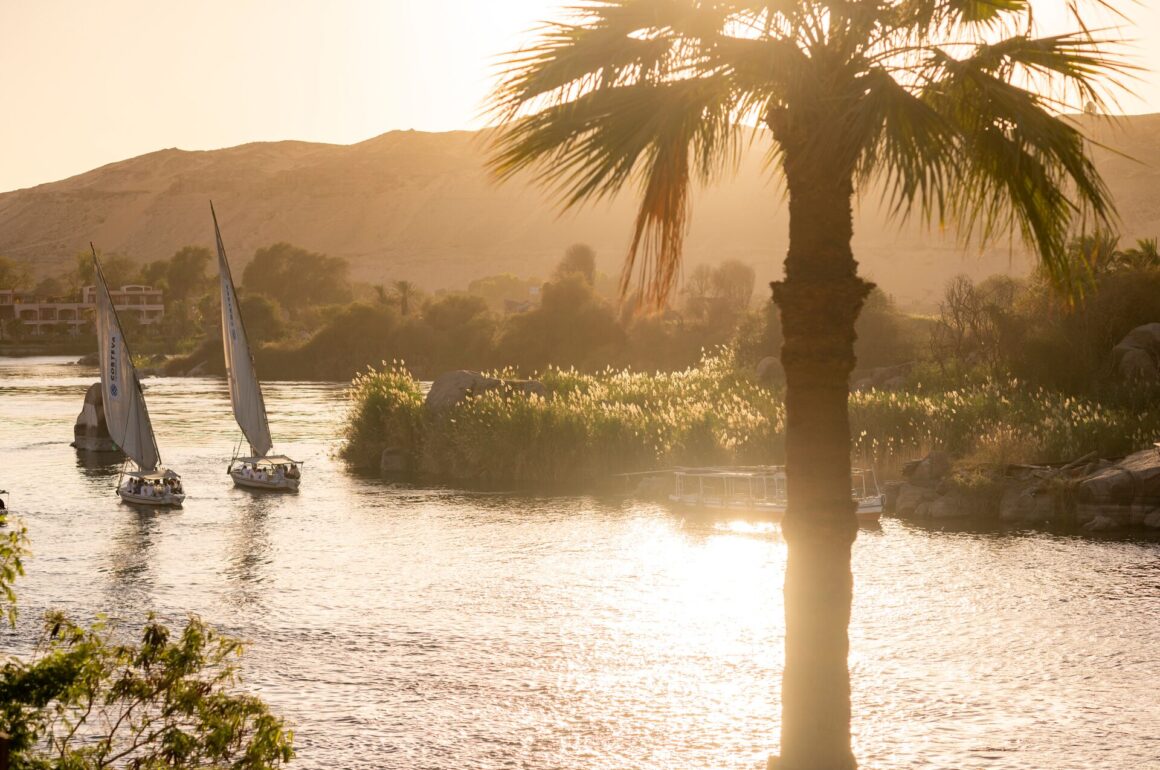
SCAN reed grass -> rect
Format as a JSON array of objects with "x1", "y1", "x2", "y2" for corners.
[{"x1": 342, "y1": 353, "x2": 1160, "y2": 484}]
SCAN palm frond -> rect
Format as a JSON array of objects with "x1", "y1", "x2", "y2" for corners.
[{"x1": 486, "y1": 0, "x2": 1132, "y2": 305}]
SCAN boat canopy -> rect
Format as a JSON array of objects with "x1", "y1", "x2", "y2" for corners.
[
  {"x1": 234, "y1": 455, "x2": 301, "y2": 466},
  {"x1": 123, "y1": 469, "x2": 181, "y2": 481}
]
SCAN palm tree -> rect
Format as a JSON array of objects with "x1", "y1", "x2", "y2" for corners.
[
  {"x1": 392, "y1": 280, "x2": 417, "y2": 317},
  {"x1": 488, "y1": 2, "x2": 1127, "y2": 768},
  {"x1": 1117, "y1": 237, "x2": 1160, "y2": 271}
]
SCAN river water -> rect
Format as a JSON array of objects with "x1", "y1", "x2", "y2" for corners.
[{"x1": 1, "y1": 356, "x2": 1157, "y2": 770}]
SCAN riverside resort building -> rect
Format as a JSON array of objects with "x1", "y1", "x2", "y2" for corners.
[{"x1": 0, "y1": 284, "x2": 164, "y2": 337}]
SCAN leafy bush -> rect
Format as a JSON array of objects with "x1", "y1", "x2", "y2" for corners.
[{"x1": 0, "y1": 613, "x2": 294, "y2": 770}]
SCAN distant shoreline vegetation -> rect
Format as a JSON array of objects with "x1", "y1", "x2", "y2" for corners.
[{"x1": 341, "y1": 350, "x2": 1160, "y2": 485}]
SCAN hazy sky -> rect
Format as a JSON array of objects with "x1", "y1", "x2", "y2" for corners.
[{"x1": 2, "y1": 0, "x2": 1158, "y2": 193}]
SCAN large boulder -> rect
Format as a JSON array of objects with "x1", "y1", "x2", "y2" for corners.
[
  {"x1": 425, "y1": 370, "x2": 546, "y2": 414},
  {"x1": 924, "y1": 493, "x2": 974, "y2": 520},
  {"x1": 1075, "y1": 447, "x2": 1160, "y2": 526},
  {"x1": 905, "y1": 451, "x2": 954, "y2": 484},
  {"x1": 1077, "y1": 447, "x2": 1160, "y2": 507},
  {"x1": 896, "y1": 483, "x2": 939, "y2": 517},
  {"x1": 998, "y1": 480, "x2": 1057, "y2": 524},
  {"x1": 755, "y1": 356, "x2": 781, "y2": 384},
  {"x1": 1112, "y1": 323, "x2": 1160, "y2": 384}
]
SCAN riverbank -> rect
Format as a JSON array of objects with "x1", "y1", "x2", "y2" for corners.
[
  {"x1": 342, "y1": 354, "x2": 1160, "y2": 493},
  {"x1": 0, "y1": 341, "x2": 92, "y2": 357}
]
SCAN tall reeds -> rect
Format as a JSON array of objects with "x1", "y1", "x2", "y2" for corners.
[{"x1": 342, "y1": 353, "x2": 1160, "y2": 484}]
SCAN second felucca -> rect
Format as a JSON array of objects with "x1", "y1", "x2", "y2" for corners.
[{"x1": 212, "y1": 204, "x2": 302, "y2": 491}]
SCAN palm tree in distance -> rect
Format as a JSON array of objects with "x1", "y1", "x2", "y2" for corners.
[
  {"x1": 487, "y1": 2, "x2": 1129, "y2": 769},
  {"x1": 392, "y1": 280, "x2": 417, "y2": 317}
]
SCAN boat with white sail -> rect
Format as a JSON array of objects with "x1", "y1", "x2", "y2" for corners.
[
  {"x1": 212, "y1": 204, "x2": 302, "y2": 492},
  {"x1": 92, "y1": 247, "x2": 185, "y2": 507},
  {"x1": 670, "y1": 465, "x2": 884, "y2": 522}
]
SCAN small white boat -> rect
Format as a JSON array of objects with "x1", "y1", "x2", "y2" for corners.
[
  {"x1": 213, "y1": 204, "x2": 303, "y2": 492},
  {"x1": 670, "y1": 465, "x2": 884, "y2": 522},
  {"x1": 92, "y1": 246, "x2": 185, "y2": 508},
  {"x1": 229, "y1": 455, "x2": 301, "y2": 492}
]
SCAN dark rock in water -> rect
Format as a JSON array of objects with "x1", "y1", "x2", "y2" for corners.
[
  {"x1": 1075, "y1": 447, "x2": 1160, "y2": 529},
  {"x1": 896, "y1": 483, "x2": 939, "y2": 517},
  {"x1": 425, "y1": 370, "x2": 546, "y2": 414},
  {"x1": 76, "y1": 352, "x2": 99, "y2": 366},
  {"x1": 926, "y1": 493, "x2": 977, "y2": 520},
  {"x1": 71, "y1": 382, "x2": 122, "y2": 454},
  {"x1": 1083, "y1": 515, "x2": 1120, "y2": 532},
  {"x1": 998, "y1": 480, "x2": 1057, "y2": 524},
  {"x1": 894, "y1": 447, "x2": 1160, "y2": 531}
]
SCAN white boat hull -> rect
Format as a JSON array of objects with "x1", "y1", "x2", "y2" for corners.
[
  {"x1": 118, "y1": 489, "x2": 185, "y2": 507},
  {"x1": 230, "y1": 469, "x2": 300, "y2": 492}
]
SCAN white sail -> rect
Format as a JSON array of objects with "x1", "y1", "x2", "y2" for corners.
[
  {"x1": 94, "y1": 253, "x2": 160, "y2": 471},
  {"x1": 214, "y1": 206, "x2": 273, "y2": 457}
]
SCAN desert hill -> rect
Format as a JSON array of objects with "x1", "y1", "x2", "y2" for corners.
[{"x1": 2, "y1": 115, "x2": 1159, "y2": 308}]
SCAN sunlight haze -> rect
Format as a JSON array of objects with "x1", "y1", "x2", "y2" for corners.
[{"x1": 1, "y1": 0, "x2": 1158, "y2": 192}]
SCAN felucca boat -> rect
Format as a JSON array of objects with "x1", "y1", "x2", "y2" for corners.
[
  {"x1": 212, "y1": 204, "x2": 302, "y2": 492},
  {"x1": 92, "y1": 247, "x2": 185, "y2": 507}
]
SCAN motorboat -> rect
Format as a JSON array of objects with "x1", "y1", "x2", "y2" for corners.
[{"x1": 670, "y1": 465, "x2": 884, "y2": 522}]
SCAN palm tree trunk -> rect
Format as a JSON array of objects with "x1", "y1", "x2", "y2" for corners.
[{"x1": 769, "y1": 148, "x2": 871, "y2": 770}]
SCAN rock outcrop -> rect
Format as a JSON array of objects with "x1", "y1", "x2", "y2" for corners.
[
  {"x1": 890, "y1": 447, "x2": 1160, "y2": 532},
  {"x1": 424, "y1": 370, "x2": 546, "y2": 414},
  {"x1": 1076, "y1": 447, "x2": 1160, "y2": 529},
  {"x1": 1112, "y1": 323, "x2": 1160, "y2": 385}
]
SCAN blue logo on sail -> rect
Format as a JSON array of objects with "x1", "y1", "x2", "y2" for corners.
[{"x1": 108, "y1": 334, "x2": 120, "y2": 399}]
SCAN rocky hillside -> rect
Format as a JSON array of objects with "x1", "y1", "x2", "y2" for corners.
[{"x1": 2, "y1": 114, "x2": 1158, "y2": 307}]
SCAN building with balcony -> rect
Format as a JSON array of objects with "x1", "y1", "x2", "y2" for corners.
[{"x1": 0, "y1": 284, "x2": 165, "y2": 337}]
